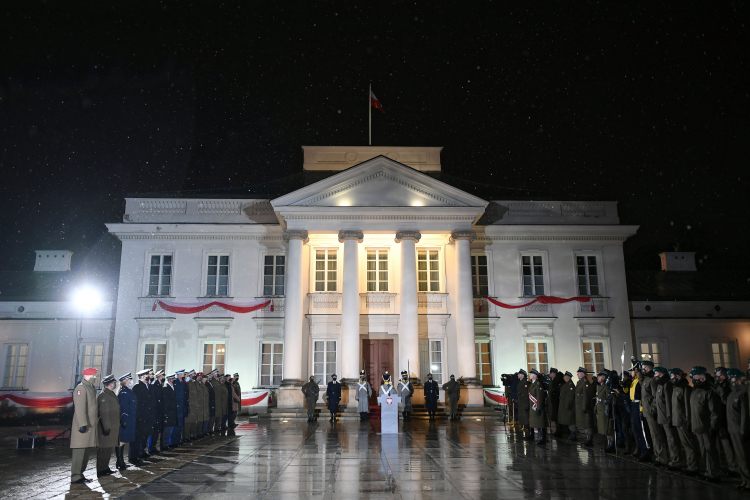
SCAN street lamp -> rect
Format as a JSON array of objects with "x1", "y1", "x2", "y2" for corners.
[{"x1": 71, "y1": 285, "x2": 101, "y2": 388}]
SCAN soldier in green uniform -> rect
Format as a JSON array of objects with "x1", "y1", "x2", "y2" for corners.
[
  {"x1": 574, "y1": 367, "x2": 596, "y2": 447},
  {"x1": 547, "y1": 368, "x2": 563, "y2": 437},
  {"x1": 70, "y1": 367, "x2": 99, "y2": 484},
  {"x1": 640, "y1": 360, "x2": 668, "y2": 465},
  {"x1": 727, "y1": 369, "x2": 750, "y2": 490},
  {"x1": 301, "y1": 376, "x2": 320, "y2": 422},
  {"x1": 713, "y1": 367, "x2": 739, "y2": 478},
  {"x1": 516, "y1": 369, "x2": 531, "y2": 439},
  {"x1": 557, "y1": 371, "x2": 577, "y2": 440},
  {"x1": 528, "y1": 369, "x2": 546, "y2": 444},
  {"x1": 690, "y1": 366, "x2": 721, "y2": 482},
  {"x1": 187, "y1": 370, "x2": 199, "y2": 440},
  {"x1": 96, "y1": 374, "x2": 120, "y2": 477},
  {"x1": 232, "y1": 373, "x2": 242, "y2": 422},
  {"x1": 669, "y1": 368, "x2": 700, "y2": 476},
  {"x1": 595, "y1": 370, "x2": 615, "y2": 452},
  {"x1": 653, "y1": 366, "x2": 681, "y2": 470},
  {"x1": 442, "y1": 374, "x2": 461, "y2": 421}
]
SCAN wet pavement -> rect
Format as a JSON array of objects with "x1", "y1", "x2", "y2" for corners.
[{"x1": 0, "y1": 418, "x2": 745, "y2": 499}]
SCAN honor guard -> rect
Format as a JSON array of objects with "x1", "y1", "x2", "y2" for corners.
[
  {"x1": 423, "y1": 373, "x2": 440, "y2": 421},
  {"x1": 689, "y1": 366, "x2": 721, "y2": 482},
  {"x1": 96, "y1": 374, "x2": 120, "y2": 477},
  {"x1": 557, "y1": 371, "x2": 577, "y2": 440},
  {"x1": 653, "y1": 367, "x2": 681, "y2": 470},
  {"x1": 713, "y1": 367, "x2": 740, "y2": 478},
  {"x1": 515, "y1": 369, "x2": 531, "y2": 438},
  {"x1": 547, "y1": 368, "x2": 563, "y2": 437},
  {"x1": 205, "y1": 370, "x2": 217, "y2": 434},
  {"x1": 669, "y1": 368, "x2": 700, "y2": 476},
  {"x1": 150, "y1": 369, "x2": 165, "y2": 454},
  {"x1": 70, "y1": 367, "x2": 99, "y2": 483},
  {"x1": 301, "y1": 376, "x2": 320, "y2": 422},
  {"x1": 229, "y1": 373, "x2": 242, "y2": 429},
  {"x1": 398, "y1": 371, "x2": 414, "y2": 421},
  {"x1": 726, "y1": 369, "x2": 750, "y2": 490},
  {"x1": 355, "y1": 370, "x2": 372, "y2": 422},
  {"x1": 594, "y1": 370, "x2": 615, "y2": 453},
  {"x1": 132, "y1": 368, "x2": 153, "y2": 461},
  {"x1": 162, "y1": 374, "x2": 179, "y2": 450},
  {"x1": 640, "y1": 360, "x2": 668, "y2": 465},
  {"x1": 213, "y1": 372, "x2": 228, "y2": 433},
  {"x1": 574, "y1": 367, "x2": 596, "y2": 447},
  {"x1": 116, "y1": 372, "x2": 136, "y2": 469},
  {"x1": 170, "y1": 369, "x2": 186, "y2": 447},
  {"x1": 379, "y1": 372, "x2": 397, "y2": 398},
  {"x1": 442, "y1": 374, "x2": 461, "y2": 421},
  {"x1": 326, "y1": 374, "x2": 341, "y2": 422},
  {"x1": 186, "y1": 370, "x2": 199, "y2": 440},
  {"x1": 528, "y1": 369, "x2": 546, "y2": 444}
]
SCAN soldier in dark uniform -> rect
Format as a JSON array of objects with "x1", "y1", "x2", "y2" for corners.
[
  {"x1": 640, "y1": 360, "x2": 668, "y2": 465},
  {"x1": 713, "y1": 367, "x2": 739, "y2": 478},
  {"x1": 574, "y1": 367, "x2": 596, "y2": 447},
  {"x1": 424, "y1": 373, "x2": 440, "y2": 421},
  {"x1": 669, "y1": 368, "x2": 699, "y2": 476},
  {"x1": 326, "y1": 373, "x2": 341, "y2": 422},
  {"x1": 595, "y1": 370, "x2": 615, "y2": 453},
  {"x1": 615, "y1": 370, "x2": 634, "y2": 453},
  {"x1": 171, "y1": 369, "x2": 186, "y2": 447},
  {"x1": 132, "y1": 369, "x2": 153, "y2": 461},
  {"x1": 442, "y1": 374, "x2": 461, "y2": 421},
  {"x1": 233, "y1": 373, "x2": 242, "y2": 423},
  {"x1": 96, "y1": 374, "x2": 120, "y2": 476},
  {"x1": 627, "y1": 360, "x2": 650, "y2": 461},
  {"x1": 227, "y1": 374, "x2": 239, "y2": 429},
  {"x1": 301, "y1": 376, "x2": 320, "y2": 422},
  {"x1": 162, "y1": 374, "x2": 178, "y2": 450},
  {"x1": 654, "y1": 367, "x2": 681, "y2": 470},
  {"x1": 528, "y1": 369, "x2": 546, "y2": 444},
  {"x1": 516, "y1": 369, "x2": 531, "y2": 439},
  {"x1": 398, "y1": 370, "x2": 414, "y2": 421},
  {"x1": 557, "y1": 371, "x2": 576, "y2": 440},
  {"x1": 205, "y1": 370, "x2": 217, "y2": 434},
  {"x1": 689, "y1": 366, "x2": 721, "y2": 482},
  {"x1": 727, "y1": 369, "x2": 750, "y2": 490},
  {"x1": 547, "y1": 368, "x2": 563, "y2": 437},
  {"x1": 214, "y1": 373, "x2": 228, "y2": 433},
  {"x1": 186, "y1": 370, "x2": 199, "y2": 440},
  {"x1": 116, "y1": 373, "x2": 136, "y2": 469},
  {"x1": 355, "y1": 370, "x2": 372, "y2": 422},
  {"x1": 149, "y1": 369, "x2": 165, "y2": 454}
]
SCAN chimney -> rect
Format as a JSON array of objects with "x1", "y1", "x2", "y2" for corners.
[
  {"x1": 34, "y1": 250, "x2": 73, "y2": 272},
  {"x1": 659, "y1": 251, "x2": 696, "y2": 272}
]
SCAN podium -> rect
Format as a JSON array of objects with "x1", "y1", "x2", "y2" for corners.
[{"x1": 377, "y1": 394, "x2": 401, "y2": 434}]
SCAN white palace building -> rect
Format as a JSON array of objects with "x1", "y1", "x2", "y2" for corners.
[{"x1": 103, "y1": 146, "x2": 637, "y2": 409}]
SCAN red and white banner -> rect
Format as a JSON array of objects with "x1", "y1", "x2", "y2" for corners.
[
  {"x1": 154, "y1": 299, "x2": 271, "y2": 315},
  {"x1": 484, "y1": 389, "x2": 507, "y2": 405},
  {"x1": 241, "y1": 390, "x2": 270, "y2": 407},
  {"x1": 484, "y1": 296, "x2": 595, "y2": 312},
  {"x1": 370, "y1": 90, "x2": 385, "y2": 113},
  {"x1": 0, "y1": 392, "x2": 73, "y2": 408}
]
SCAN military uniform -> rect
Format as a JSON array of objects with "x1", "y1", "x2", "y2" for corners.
[
  {"x1": 199, "y1": 376, "x2": 210, "y2": 434},
  {"x1": 96, "y1": 375, "x2": 120, "y2": 476},
  {"x1": 713, "y1": 369, "x2": 739, "y2": 475},
  {"x1": 170, "y1": 370, "x2": 186, "y2": 446},
  {"x1": 326, "y1": 375, "x2": 342, "y2": 421},
  {"x1": 654, "y1": 367, "x2": 681, "y2": 469},
  {"x1": 162, "y1": 376, "x2": 178, "y2": 449},
  {"x1": 70, "y1": 370, "x2": 99, "y2": 483},
  {"x1": 547, "y1": 369, "x2": 563, "y2": 436},
  {"x1": 727, "y1": 369, "x2": 750, "y2": 488},
  {"x1": 132, "y1": 369, "x2": 153, "y2": 460},
  {"x1": 229, "y1": 374, "x2": 241, "y2": 428},
  {"x1": 690, "y1": 367, "x2": 721, "y2": 480},
  {"x1": 301, "y1": 376, "x2": 320, "y2": 421},
  {"x1": 150, "y1": 371, "x2": 165, "y2": 453},
  {"x1": 528, "y1": 370, "x2": 547, "y2": 444},
  {"x1": 557, "y1": 373, "x2": 577, "y2": 439},
  {"x1": 442, "y1": 375, "x2": 461, "y2": 420},
  {"x1": 516, "y1": 370, "x2": 531, "y2": 437},
  {"x1": 574, "y1": 368, "x2": 596, "y2": 446},
  {"x1": 214, "y1": 374, "x2": 228, "y2": 432},
  {"x1": 355, "y1": 371, "x2": 372, "y2": 422},
  {"x1": 116, "y1": 373, "x2": 136, "y2": 468},
  {"x1": 233, "y1": 376, "x2": 243, "y2": 417},
  {"x1": 628, "y1": 369, "x2": 650, "y2": 460},
  {"x1": 670, "y1": 369, "x2": 700, "y2": 475},
  {"x1": 424, "y1": 375, "x2": 440, "y2": 420},
  {"x1": 640, "y1": 363, "x2": 669, "y2": 465},
  {"x1": 594, "y1": 371, "x2": 614, "y2": 452},
  {"x1": 187, "y1": 372, "x2": 200, "y2": 439},
  {"x1": 398, "y1": 371, "x2": 414, "y2": 421},
  {"x1": 203, "y1": 374, "x2": 216, "y2": 434}
]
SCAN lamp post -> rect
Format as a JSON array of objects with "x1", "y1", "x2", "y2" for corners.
[{"x1": 71, "y1": 286, "x2": 100, "y2": 388}]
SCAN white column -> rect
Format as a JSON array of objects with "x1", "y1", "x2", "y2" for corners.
[
  {"x1": 281, "y1": 230, "x2": 307, "y2": 385},
  {"x1": 452, "y1": 230, "x2": 478, "y2": 384},
  {"x1": 339, "y1": 230, "x2": 363, "y2": 382},
  {"x1": 396, "y1": 231, "x2": 421, "y2": 381}
]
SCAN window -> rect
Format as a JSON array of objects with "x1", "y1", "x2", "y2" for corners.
[
  {"x1": 522, "y1": 255, "x2": 544, "y2": 296},
  {"x1": 366, "y1": 250, "x2": 389, "y2": 292},
  {"x1": 259, "y1": 342, "x2": 283, "y2": 386},
  {"x1": 526, "y1": 341, "x2": 549, "y2": 374},
  {"x1": 202, "y1": 342, "x2": 226, "y2": 374},
  {"x1": 142, "y1": 342, "x2": 167, "y2": 373},
  {"x1": 314, "y1": 250, "x2": 337, "y2": 292},
  {"x1": 2, "y1": 344, "x2": 28, "y2": 389},
  {"x1": 79, "y1": 343, "x2": 103, "y2": 382},
  {"x1": 577, "y1": 256, "x2": 600, "y2": 296},
  {"x1": 640, "y1": 342, "x2": 661, "y2": 365},
  {"x1": 476, "y1": 341, "x2": 492, "y2": 385},
  {"x1": 263, "y1": 255, "x2": 285, "y2": 296},
  {"x1": 313, "y1": 340, "x2": 337, "y2": 384},
  {"x1": 206, "y1": 255, "x2": 229, "y2": 296},
  {"x1": 582, "y1": 341, "x2": 606, "y2": 374},
  {"x1": 712, "y1": 342, "x2": 737, "y2": 370},
  {"x1": 418, "y1": 250, "x2": 440, "y2": 292},
  {"x1": 148, "y1": 254, "x2": 172, "y2": 296},
  {"x1": 419, "y1": 340, "x2": 443, "y2": 384},
  {"x1": 471, "y1": 255, "x2": 489, "y2": 297}
]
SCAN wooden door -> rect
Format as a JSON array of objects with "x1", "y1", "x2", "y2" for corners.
[{"x1": 362, "y1": 339, "x2": 394, "y2": 406}]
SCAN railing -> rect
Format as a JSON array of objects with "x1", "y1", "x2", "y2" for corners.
[
  {"x1": 197, "y1": 200, "x2": 242, "y2": 215},
  {"x1": 473, "y1": 297, "x2": 490, "y2": 317},
  {"x1": 575, "y1": 297, "x2": 610, "y2": 317},
  {"x1": 360, "y1": 293, "x2": 397, "y2": 314},
  {"x1": 489, "y1": 200, "x2": 619, "y2": 224},
  {"x1": 517, "y1": 301, "x2": 553, "y2": 317},
  {"x1": 308, "y1": 293, "x2": 342, "y2": 314},
  {"x1": 257, "y1": 297, "x2": 285, "y2": 318},
  {"x1": 138, "y1": 200, "x2": 187, "y2": 215},
  {"x1": 417, "y1": 293, "x2": 448, "y2": 314}
]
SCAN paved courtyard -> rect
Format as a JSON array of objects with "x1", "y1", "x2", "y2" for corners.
[{"x1": 0, "y1": 418, "x2": 744, "y2": 499}]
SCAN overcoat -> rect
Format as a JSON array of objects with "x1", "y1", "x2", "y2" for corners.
[
  {"x1": 151, "y1": 381, "x2": 164, "y2": 431},
  {"x1": 70, "y1": 378, "x2": 99, "y2": 449},
  {"x1": 640, "y1": 373, "x2": 658, "y2": 420},
  {"x1": 547, "y1": 375, "x2": 563, "y2": 421},
  {"x1": 670, "y1": 378, "x2": 692, "y2": 428},
  {"x1": 326, "y1": 381, "x2": 342, "y2": 412},
  {"x1": 574, "y1": 377, "x2": 596, "y2": 428},
  {"x1": 354, "y1": 381, "x2": 372, "y2": 412},
  {"x1": 162, "y1": 382, "x2": 179, "y2": 428},
  {"x1": 206, "y1": 380, "x2": 216, "y2": 418},
  {"x1": 233, "y1": 380, "x2": 242, "y2": 413},
  {"x1": 595, "y1": 383, "x2": 613, "y2": 435},
  {"x1": 187, "y1": 380, "x2": 200, "y2": 423},
  {"x1": 528, "y1": 379, "x2": 547, "y2": 428},
  {"x1": 214, "y1": 380, "x2": 228, "y2": 422},
  {"x1": 132, "y1": 381, "x2": 154, "y2": 437},
  {"x1": 379, "y1": 383, "x2": 397, "y2": 399},
  {"x1": 727, "y1": 384, "x2": 748, "y2": 435},
  {"x1": 173, "y1": 379, "x2": 185, "y2": 428},
  {"x1": 516, "y1": 377, "x2": 531, "y2": 426},
  {"x1": 442, "y1": 380, "x2": 461, "y2": 412},
  {"x1": 97, "y1": 387, "x2": 121, "y2": 448},
  {"x1": 655, "y1": 378, "x2": 673, "y2": 426},
  {"x1": 690, "y1": 384, "x2": 720, "y2": 434},
  {"x1": 230, "y1": 382, "x2": 241, "y2": 412},
  {"x1": 423, "y1": 380, "x2": 440, "y2": 411},
  {"x1": 199, "y1": 381, "x2": 210, "y2": 421},
  {"x1": 557, "y1": 380, "x2": 576, "y2": 426},
  {"x1": 117, "y1": 385, "x2": 137, "y2": 443},
  {"x1": 398, "y1": 380, "x2": 414, "y2": 412},
  {"x1": 181, "y1": 379, "x2": 190, "y2": 419}
]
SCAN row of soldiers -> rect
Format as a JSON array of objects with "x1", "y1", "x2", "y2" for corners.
[
  {"x1": 70, "y1": 367, "x2": 243, "y2": 484},
  {"x1": 513, "y1": 358, "x2": 750, "y2": 488}
]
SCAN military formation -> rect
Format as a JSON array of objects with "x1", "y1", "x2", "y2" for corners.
[
  {"x1": 510, "y1": 357, "x2": 750, "y2": 489},
  {"x1": 69, "y1": 367, "x2": 243, "y2": 484}
]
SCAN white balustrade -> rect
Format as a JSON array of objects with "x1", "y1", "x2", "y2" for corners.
[
  {"x1": 197, "y1": 200, "x2": 242, "y2": 215},
  {"x1": 360, "y1": 293, "x2": 397, "y2": 314},
  {"x1": 308, "y1": 293, "x2": 342, "y2": 314},
  {"x1": 138, "y1": 200, "x2": 187, "y2": 214},
  {"x1": 417, "y1": 293, "x2": 448, "y2": 314}
]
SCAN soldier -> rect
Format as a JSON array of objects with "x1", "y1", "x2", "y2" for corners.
[
  {"x1": 627, "y1": 360, "x2": 650, "y2": 461},
  {"x1": 727, "y1": 369, "x2": 750, "y2": 490},
  {"x1": 149, "y1": 369, "x2": 165, "y2": 454},
  {"x1": 199, "y1": 373, "x2": 210, "y2": 436},
  {"x1": 442, "y1": 374, "x2": 461, "y2": 421},
  {"x1": 594, "y1": 370, "x2": 615, "y2": 453},
  {"x1": 669, "y1": 368, "x2": 699, "y2": 476},
  {"x1": 547, "y1": 368, "x2": 563, "y2": 437},
  {"x1": 131, "y1": 369, "x2": 153, "y2": 460},
  {"x1": 355, "y1": 370, "x2": 372, "y2": 422},
  {"x1": 213, "y1": 373, "x2": 228, "y2": 433},
  {"x1": 205, "y1": 370, "x2": 217, "y2": 434},
  {"x1": 424, "y1": 373, "x2": 440, "y2": 421},
  {"x1": 653, "y1": 366, "x2": 681, "y2": 470},
  {"x1": 116, "y1": 373, "x2": 136, "y2": 469},
  {"x1": 614, "y1": 370, "x2": 634, "y2": 453},
  {"x1": 714, "y1": 366, "x2": 739, "y2": 478},
  {"x1": 398, "y1": 370, "x2": 414, "y2": 421},
  {"x1": 574, "y1": 367, "x2": 596, "y2": 447},
  {"x1": 70, "y1": 367, "x2": 99, "y2": 484},
  {"x1": 233, "y1": 373, "x2": 242, "y2": 423},
  {"x1": 229, "y1": 374, "x2": 242, "y2": 429},
  {"x1": 528, "y1": 369, "x2": 546, "y2": 444},
  {"x1": 186, "y1": 370, "x2": 199, "y2": 440},
  {"x1": 96, "y1": 374, "x2": 120, "y2": 476},
  {"x1": 326, "y1": 373, "x2": 341, "y2": 422},
  {"x1": 690, "y1": 366, "x2": 721, "y2": 482},
  {"x1": 640, "y1": 360, "x2": 668, "y2": 465},
  {"x1": 170, "y1": 369, "x2": 186, "y2": 447},
  {"x1": 379, "y1": 371, "x2": 397, "y2": 397},
  {"x1": 516, "y1": 369, "x2": 531, "y2": 438},
  {"x1": 301, "y1": 376, "x2": 320, "y2": 422},
  {"x1": 557, "y1": 371, "x2": 576, "y2": 440},
  {"x1": 162, "y1": 374, "x2": 178, "y2": 450}
]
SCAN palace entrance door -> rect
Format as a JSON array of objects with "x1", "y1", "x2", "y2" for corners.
[{"x1": 362, "y1": 339, "x2": 394, "y2": 406}]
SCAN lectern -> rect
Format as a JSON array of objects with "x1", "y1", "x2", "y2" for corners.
[{"x1": 377, "y1": 394, "x2": 401, "y2": 434}]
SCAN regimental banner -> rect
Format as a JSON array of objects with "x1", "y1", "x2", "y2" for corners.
[{"x1": 0, "y1": 392, "x2": 73, "y2": 408}]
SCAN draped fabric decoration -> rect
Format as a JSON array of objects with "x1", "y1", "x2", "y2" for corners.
[
  {"x1": 484, "y1": 295, "x2": 595, "y2": 312},
  {"x1": 241, "y1": 390, "x2": 270, "y2": 407},
  {"x1": 153, "y1": 299, "x2": 272, "y2": 314},
  {"x1": 0, "y1": 393, "x2": 73, "y2": 408},
  {"x1": 483, "y1": 389, "x2": 508, "y2": 405}
]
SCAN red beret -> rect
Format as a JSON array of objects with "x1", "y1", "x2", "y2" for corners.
[
  {"x1": 196, "y1": 372, "x2": 203, "y2": 377},
  {"x1": 82, "y1": 367, "x2": 98, "y2": 376}
]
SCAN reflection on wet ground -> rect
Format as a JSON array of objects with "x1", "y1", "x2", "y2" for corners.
[{"x1": 0, "y1": 419, "x2": 742, "y2": 499}]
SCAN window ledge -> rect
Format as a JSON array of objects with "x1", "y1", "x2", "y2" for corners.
[
  {"x1": 140, "y1": 296, "x2": 175, "y2": 300},
  {"x1": 0, "y1": 388, "x2": 30, "y2": 392},
  {"x1": 197, "y1": 296, "x2": 234, "y2": 300}
]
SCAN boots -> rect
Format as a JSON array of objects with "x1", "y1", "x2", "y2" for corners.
[
  {"x1": 604, "y1": 439, "x2": 615, "y2": 453},
  {"x1": 115, "y1": 446, "x2": 128, "y2": 470},
  {"x1": 582, "y1": 433, "x2": 594, "y2": 447},
  {"x1": 567, "y1": 429, "x2": 577, "y2": 441},
  {"x1": 535, "y1": 429, "x2": 546, "y2": 445}
]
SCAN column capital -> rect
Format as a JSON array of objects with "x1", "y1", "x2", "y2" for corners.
[
  {"x1": 450, "y1": 230, "x2": 477, "y2": 243},
  {"x1": 338, "y1": 230, "x2": 364, "y2": 243},
  {"x1": 394, "y1": 230, "x2": 421, "y2": 243},
  {"x1": 282, "y1": 230, "x2": 309, "y2": 243}
]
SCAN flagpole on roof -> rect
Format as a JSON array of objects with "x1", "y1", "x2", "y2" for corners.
[{"x1": 369, "y1": 83, "x2": 372, "y2": 146}]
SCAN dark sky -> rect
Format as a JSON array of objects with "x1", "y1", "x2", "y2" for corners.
[{"x1": 1, "y1": 2, "x2": 748, "y2": 286}]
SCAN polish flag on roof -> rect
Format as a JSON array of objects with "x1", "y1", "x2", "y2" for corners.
[{"x1": 370, "y1": 90, "x2": 385, "y2": 113}]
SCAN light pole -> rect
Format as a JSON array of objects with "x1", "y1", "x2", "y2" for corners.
[{"x1": 71, "y1": 285, "x2": 101, "y2": 388}]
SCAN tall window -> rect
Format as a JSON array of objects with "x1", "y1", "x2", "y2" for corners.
[
  {"x1": 526, "y1": 341, "x2": 549, "y2": 374},
  {"x1": 582, "y1": 341, "x2": 605, "y2": 374},
  {"x1": 2, "y1": 344, "x2": 28, "y2": 389},
  {"x1": 640, "y1": 342, "x2": 661, "y2": 365},
  {"x1": 522, "y1": 255, "x2": 544, "y2": 296},
  {"x1": 419, "y1": 340, "x2": 443, "y2": 384},
  {"x1": 313, "y1": 340, "x2": 337, "y2": 384},
  {"x1": 366, "y1": 250, "x2": 389, "y2": 292},
  {"x1": 418, "y1": 250, "x2": 440, "y2": 292},
  {"x1": 577, "y1": 256, "x2": 600, "y2": 296},
  {"x1": 202, "y1": 341, "x2": 226, "y2": 374},
  {"x1": 471, "y1": 255, "x2": 489, "y2": 297},
  {"x1": 142, "y1": 342, "x2": 167, "y2": 373},
  {"x1": 148, "y1": 254, "x2": 172, "y2": 296},
  {"x1": 263, "y1": 255, "x2": 285, "y2": 296},
  {"x1": 259, "y1": 342, "x2": 283, "y2": 386},
  {"x1": 79, "y1": 343, "x2": 104, "y2": 382},
  {"x1": 206, "y1": 255, "x2": 229, "y2": 296},
  {"x1": 712, "y1": 342, "x2": 736, "y2": 369},
  {"x1": 476, "y1": 342, "x2": 492, "y2": 385},
  {"x1": 314, "y1": 250, "x2": 337, "y2": 292}
]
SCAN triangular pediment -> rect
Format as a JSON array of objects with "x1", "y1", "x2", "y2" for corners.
[{"x1": 272, "y1": 156, "x2": 487, "y2": 208}]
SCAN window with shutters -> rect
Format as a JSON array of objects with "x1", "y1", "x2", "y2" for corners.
[
  {"x1": 314, "y1": 250, "x2": 338, "y2": 292},
  {"x1": 366, "y1": 250, "x2": 389, "y2": 292},
  {"x1": 263, "y1": 255, "x2": 285, "y2": 296}
]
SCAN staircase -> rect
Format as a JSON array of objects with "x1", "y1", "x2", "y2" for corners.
[{"x1": 259, "y1": 403, "x2": 504, "y2": 421}]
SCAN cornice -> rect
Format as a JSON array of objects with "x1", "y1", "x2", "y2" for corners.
[
  {"x1": 478, "y1": 235, "x2": 630, "y2": 242},
  {"x1": 284, "y1": 214, "x2": 476, "y2": 221},
  {"x1": 118, "y1": 235, "x2": 284, "y2": 241}
]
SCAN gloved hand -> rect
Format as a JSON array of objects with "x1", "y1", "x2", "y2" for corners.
[
  {"x1": 79, "y1": 426, "x2": 87, "y2": 433},
  {"x1": 709, "y1": 427, "x2": 717, "y2": 439},
  {"x1": 103, "y1": 429, "x2": 110, "y2": 436},
  {"x1": 121, "y1": 421, "x2": 127, "y2": 429}
]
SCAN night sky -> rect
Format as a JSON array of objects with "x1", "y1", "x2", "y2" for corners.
[{"x1": 1, "y1": 3, "x2": 748, "y2": 287}]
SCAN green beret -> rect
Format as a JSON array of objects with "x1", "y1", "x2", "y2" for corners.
[
  {"x1": 727, "y1": 368, "x2": 744, "y2": 379},
  {"x1": 714, "y1": 366, "x2": 727, "y2": 373},
  {"x1": 668, "y1": 368, "x2": 684, "y2": 375},
  {"x1": 641, "y1": 360, "x2": 655, "y2": 367},
  {"x1": 690, "y1": 366, "x2": 707, "y2": 377},
  {"x1": 653, "y1": 367, "x2": 668, "y2": 374}
]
